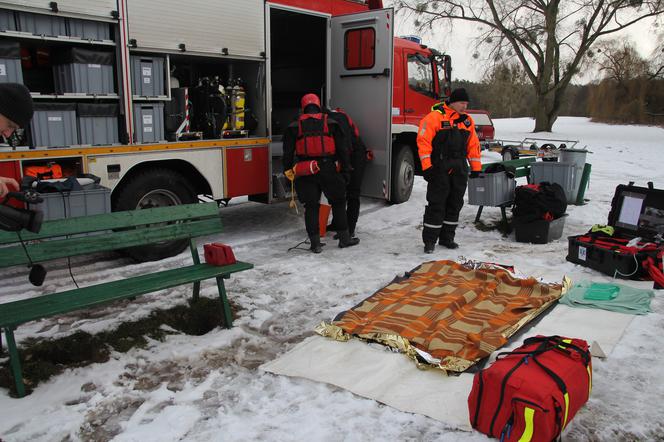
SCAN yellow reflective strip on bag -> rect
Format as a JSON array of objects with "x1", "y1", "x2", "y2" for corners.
[
  {"x1": 518, "y1": 407, "x2": 535, "y2": 442},
  {"x1": 587, "y1": 365, "x2": 593, "y2": 396},
  {"x1": 563, "y1": 392, "x2": 570, "y2": 428}
]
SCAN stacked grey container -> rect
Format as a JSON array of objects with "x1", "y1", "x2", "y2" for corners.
[
  {"x1": 17, "y1": 11, "x2": 66, "y2": 37},
  {"x1": 530, "y1": 162, "x2": 577, "y2": 204},
  {"x1": 0, "y1": 9, "x2": 16, "y2": 31},
  {"x1": 0, "y1": 40, "x2": 23, "y2": 83},
  {"x1": 131, "y1": 54, "x2": 166, "y2": 142},
  {"x1": 31, "y1": 103, "x2": 78, "y2": 147},
  {"x1": 53, "y1": 47, "x2": 114, "y2": 94},
  {"x1": 468, "y1": 171, "x2": 516, "y2": 206},
  {"x1": 78, "y1": 103, "x2": 119, "y2": 145},
  {"x1": 66, "y1": 18, "x2": 110, "y2": 41}
]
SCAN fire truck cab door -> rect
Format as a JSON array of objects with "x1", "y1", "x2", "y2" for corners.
[{"x1": 330, "y1": 9, "x2": 394, "y2": 200}]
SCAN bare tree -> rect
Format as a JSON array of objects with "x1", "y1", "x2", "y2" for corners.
[
  {"x1": 592, "y1": 39, "x2": 649, "y2": 85},
  {"x1": 393, "y1": 0, "x2": 664, "y2": 132},
  {"x1": 483, "y1": 62, "x2": 528, "y2": 117}
]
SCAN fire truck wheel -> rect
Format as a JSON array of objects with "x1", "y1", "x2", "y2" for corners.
[
  {"x1": 113, "y1": 168, "x2": 197, "y2": 262},
  {"x1": 390, "y1": 144, "x2": 414, "y2": 204}
]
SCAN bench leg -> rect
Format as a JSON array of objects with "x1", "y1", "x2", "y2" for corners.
[
  {"x1": 475, "y1": 206, "x2": 484, "y2": 223},
  {"x1": 216, "y1": 276, "x2": 233, "y2": 329},
  {"x1": 500, "y1": 206, "x2": 508, "y2": 227},
  {"x1": 192, "y1": 281, "x2": 200, "y2": 303},
  {"x1": 4, "y1": 327, "x2": 26, "y2": 398}
]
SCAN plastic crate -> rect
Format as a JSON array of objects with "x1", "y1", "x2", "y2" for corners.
[
  {"x1": 29, "y1": 185, "x2": 111, "y2": 221},
  {"x1": 0, "y1": 40, "x2": 23, "y2": 84},
  {"x1": 530, "y1": 162, "x2": 577, "y2": 204},
  {"x1": 66, "y1": 18, "x2": 110, "y2": 40},
  {"x1": 31, "y1": 103, "x2": 78, "y2": 148},
  {"x1": 78, "y1": 103, "x2": 119, "y2": 145},
  {"x1": 131, "y1": 55, "x2": 165, "y2": 97},
  {"x1": 53, "y1": 47, "x2": 115, "y2": 95},
  {"x1": 514, "y1": 214, "x2": 567, "y2": 244},
  {"x1": 468, "y1": 171, "x2": 516, "y2": 206},
  {"x1": 133, "y1": 102, "x2": 165, "y2": 143},
  {"x1": 17, "y1": 11, "x2": 66, "y2": 37}
]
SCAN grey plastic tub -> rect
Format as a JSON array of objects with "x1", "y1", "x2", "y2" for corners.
[
  {"x1": 67, "y1": 18, "x2": 110, "y2": 41},
  {"x1": 133, "y1": 102, "x2": 165, "y2": 143},
  {"x1": 78, "y1": 103, "x2": 119, "y2": 145},
  {"x1": 530, "y1": 161, "x2": 577, "y2": 203},
  {"x1": 53, "y1": 47, "x2": 115, "y2": 94},
  {"x1": 131, "y1": 55, "x2": 165, "y2": 97},
  {"x1": 30, "y1": 185, "x2": 111, "y2": 221},
  {"x1": 31, "y1": 103, "x2": 78, "y2": 148},
  {"x1": 0, "y1": 40, "x2": 23, "y2": 84},
  {"x1": 468, "y1": 171, "x2": 516, "y2": 206},
  {"x1": 17, "y1": 11, "x2": 66, "y2": 37},
  {"x1": 558, "y1": 149, "x2": 589, "y2": 203}
]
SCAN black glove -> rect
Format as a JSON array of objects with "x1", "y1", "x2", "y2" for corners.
[
  {"x1": 469, "y1": 170, "x2": 481, "y2": 179},
  {"x1": 422, "y1": 167, "x2": 435, "y2": 182}
]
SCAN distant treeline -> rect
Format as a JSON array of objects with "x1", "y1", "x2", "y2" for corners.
[{"x1": 456, "y1": 78, "x2": 664, "y2": 126}]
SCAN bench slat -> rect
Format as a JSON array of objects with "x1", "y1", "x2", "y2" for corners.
[
  {"x1": 0, "y1": 217, "x2": 223, "y2": 268},
  {"x1": 0, "y1": 202, "x2": 221, "y2": 245},
  {"x1": 0, "y1": 261, "x2": 253, "y2": 328}
]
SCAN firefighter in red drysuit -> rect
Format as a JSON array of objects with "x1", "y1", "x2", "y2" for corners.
[
  {"x1": 283, "y1": 93, "x2": 359, "y2": 253},
  {"x1": 325, "y1": 107, "x2": 368, "y2": 239},
  {"x1": 417, "y1": 88, "x2": 481, "y2": 253}
]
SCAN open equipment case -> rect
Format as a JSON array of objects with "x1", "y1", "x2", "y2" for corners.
[{"x1": 566, "y1": 181, "x2": 664, "y2": 288}]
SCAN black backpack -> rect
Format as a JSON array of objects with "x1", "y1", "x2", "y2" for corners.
[{"x1": 513, "y1": 182, "x2": 567, "y2": 222}]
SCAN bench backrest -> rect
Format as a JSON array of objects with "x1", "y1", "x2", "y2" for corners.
[
  {"x1": 0, "y1": 202, "x2": 222, "y2": 268},
  {"x1": 482, "y1": 157, "x2": 537, "y2": 178}
]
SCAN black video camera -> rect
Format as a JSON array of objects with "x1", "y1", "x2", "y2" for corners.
[{"x1": 0, "y1": 190, "x2": 43, "y2": 233}]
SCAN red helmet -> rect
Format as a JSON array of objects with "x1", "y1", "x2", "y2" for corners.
[{"x1": 300, "y1": 93, "x2": 321, "y2": 111}]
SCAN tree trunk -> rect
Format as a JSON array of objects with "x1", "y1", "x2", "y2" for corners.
[{"x1": 534, "y1": 92, "x2": 556, "y2": 132}]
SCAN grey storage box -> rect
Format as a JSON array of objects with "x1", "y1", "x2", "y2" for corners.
[
  {"x1": 530, "y1": 161, "x2": 577, "y2": 204},
  {"x1": 78, "y1": 103, "x2": 119, "y2": 145},
  {"x1": 0, "y1": 41, "x2": 23, "y2": 84},
  {"x1": 66, "y1": 18, "x2": 110, "y2": 41},
  {"x1": 133, "y1": 103, "x2": 164, "y2": 143},
  {"x1": 53, "y1": 47, "x2": 114, "y2": 94},
  {"x1": 131, "y1": 55, "x2": 165, "y2": 97},
  {"x1": 31, "y1": 103, "x2": 78, "y2": 147},
  {"x1": 468, "y1": 171, "x2": 516, "y2": 206},
  {"x1": 17, "y1": 11, "x2": 66, "y2": 37},
  {"x1": 30, "y1": 184, "x2": 111, "y2": 221},
  {"x1": 0, "y1": 9, "x2": 16, "y2": 31}
]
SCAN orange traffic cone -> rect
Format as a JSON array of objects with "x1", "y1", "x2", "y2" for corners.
[{"x1": 319, "y1": 203, "x2": 331, "y2": 236}]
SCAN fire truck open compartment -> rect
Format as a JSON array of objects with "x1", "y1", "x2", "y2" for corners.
[
  {"x1": 269, "y1": 8, "x2": 327, "y2": 139},
  {"x1": 166, "y1": 53, "x2": 267, "y2": 140}
]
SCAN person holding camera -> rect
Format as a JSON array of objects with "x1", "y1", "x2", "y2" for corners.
[
  {"x1": 417, "y1": 88, "x2": 481, "y2": 253},
  {"x1": 0, "y1": 83, "x2": 33, "y2": 197}
]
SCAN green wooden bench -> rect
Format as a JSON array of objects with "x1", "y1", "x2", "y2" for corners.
[
  {"x1": 0, "y1": 202, "x2": 253, "y2": 397},
  {"x1": 474, "y1": 157, "x2": 537, "y2": 224}
]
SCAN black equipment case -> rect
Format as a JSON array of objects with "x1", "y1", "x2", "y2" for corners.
[{"x1": 566, "y1": 182, "x2": 664, "y2": 286}]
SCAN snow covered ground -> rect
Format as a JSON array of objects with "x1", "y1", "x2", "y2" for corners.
[{"x1": 1, "y1": 117, "x2": 663, "y2": 441}]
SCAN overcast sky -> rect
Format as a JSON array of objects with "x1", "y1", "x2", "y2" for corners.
[{"x1": 391, "y1": 6, "x2": 660, "y2": 84}]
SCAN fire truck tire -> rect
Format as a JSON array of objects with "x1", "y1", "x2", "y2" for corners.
[
  {"x1": 113, "y1": 168, "x2": 197, "y2": 262},
  {"x1": 390, "y1": 144, "x2": 414, "y2": 204}
]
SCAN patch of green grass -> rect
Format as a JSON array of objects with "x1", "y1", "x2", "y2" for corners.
[{"x1": 0, "y1": 297, "x2": 232, "y2": 396}]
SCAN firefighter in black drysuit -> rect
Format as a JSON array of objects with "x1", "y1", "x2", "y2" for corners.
[
  {"x1": 417, "y1": 88, "x2": 482, "y2": 253},
  {"x1": 283, "y1": 94, "x2": 360, "y2": 253},
  {"x1": 325, "y1": 108, "x2": 368, "y2": 239}
]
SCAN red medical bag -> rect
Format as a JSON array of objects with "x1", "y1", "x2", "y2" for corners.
[{"x1": 203, "y1": 243, "x2": 236, "y2": 266}]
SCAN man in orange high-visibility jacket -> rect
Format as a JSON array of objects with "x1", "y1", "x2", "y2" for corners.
[{"x1": 417, "y1": 88, "x2": 481, "y2": 253}]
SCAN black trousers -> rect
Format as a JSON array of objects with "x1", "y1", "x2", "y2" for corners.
[
  {"x1": 295, "y1": 161, "x2": 347, "y2": 238},
  {"x1": 422, "y1": 158, "x2": 469, "y2": 245}
]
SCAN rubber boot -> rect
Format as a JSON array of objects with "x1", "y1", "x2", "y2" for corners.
[
  {"x1": 337, "y1": 230, "x2": 360, "y2": 248},
  {"x1": 309, "y1": 235, "x2": 323, "y2": 253},
  {"x1": 439, "y1": 229, "x2": 459, "y2": 249},
  {"x1": 424, "y1": 242, "x2": 435, "y2": 254}
]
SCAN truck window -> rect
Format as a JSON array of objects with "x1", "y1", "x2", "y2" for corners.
[
  {"x1": 407, "y1": 54, "x2": 434, "y2": 98},
  {"x1": 344, "y1": 28, "x2": 375, "y2": 69}
]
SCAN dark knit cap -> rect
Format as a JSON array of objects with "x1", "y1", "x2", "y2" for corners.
[
  {"x1": 0, "y1": 83, "x2": 34, "y2": 127},
  {"x1": 448, "y1": 88, "x2": 470, "y2": 104}
]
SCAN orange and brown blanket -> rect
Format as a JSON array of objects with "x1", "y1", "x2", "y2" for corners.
[{"x1": 316, "y1": 260, "x2": 565, "y2": 373}]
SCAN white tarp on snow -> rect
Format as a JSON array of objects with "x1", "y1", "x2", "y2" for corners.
[{"x1": 261, "y1": 303, "x2": 634, "y2": 431}]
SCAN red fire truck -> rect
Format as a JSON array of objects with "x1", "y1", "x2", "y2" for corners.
[{"x1": 0, "y1": 0, "x2": 454, "y2": 257}]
